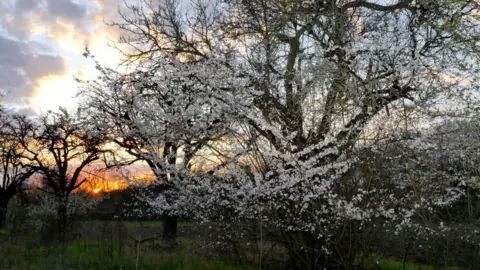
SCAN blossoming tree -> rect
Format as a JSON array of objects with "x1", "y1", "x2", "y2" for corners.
[{"x1": 83, "y1": 0, "x2": 479, "y2": 268}]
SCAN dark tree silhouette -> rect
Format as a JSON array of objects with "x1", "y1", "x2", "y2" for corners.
[
  {"x1": 12, "y1": 109, "x2": 108, "y2": 234},
  {"x1": 0, "y1": 113, "x2": 36, "y2": 229}
]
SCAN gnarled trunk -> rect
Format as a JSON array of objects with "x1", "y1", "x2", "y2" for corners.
[
  {"x1": 283, "y1": 231, "x2": 328, "y2": 270},
  {"x1": 162, "y1": 215, "x2": 178, "y2": 248},
  {"x1": 160, "y1": 180, "x2": 178, "y2": 248},
  {"x1": 0, "y1": 197, "x2": 8, "y2": 229},
  {"x1": 56, "y1": 196, "x2": 68, "y2": 236}
]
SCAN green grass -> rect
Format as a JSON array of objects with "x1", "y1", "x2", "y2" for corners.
[
  {"x1": 0, "y1": 239, "x2": 255, "y2": 270},
  {"x1": 0, "y1": 238, "x2": 468, "y2": 270},
  {"x1": 0, "y1": 222, "x2": 467, "y2": 270},
  {"x1": 363, "y1": 258, "x2": 464, "y2": 270}
]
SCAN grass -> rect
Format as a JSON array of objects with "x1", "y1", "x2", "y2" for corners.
[
  {"x1": 0, "y1": 222, "x2": 467, "y2": 270},
  {"x1": 0, "y1": 238, "x2": 468, "y2": 270},
  {"x1": 0, "y1": 238, "x2": 255, "y2": 270},
  {"x1": 363, "y1": 258, "x2": 464, "y2": 270}
]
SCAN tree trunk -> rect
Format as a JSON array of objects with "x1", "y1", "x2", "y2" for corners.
[
  {"x1": 284, "y1": 231, "x2": 328, "y2": 270},
  {"x1": 162, "y1": 215, "x2": 178, "y2": 248},
  {"x1": 0, "y1": 197, "x2": 8, "y2": 229},
  {"x1": 56, "y1": 197, "x2": 68, "y2": 236}
]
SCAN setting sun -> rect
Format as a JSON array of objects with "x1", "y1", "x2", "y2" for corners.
[{"x1": 30, "y1": 74, "x2": 79, "y2": 113}]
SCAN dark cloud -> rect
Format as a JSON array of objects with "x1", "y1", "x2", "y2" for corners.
[
  {"x1": 0, "y1": 0, "x2": 122, "y2": 112},
  {"x1": 0, "y1": 35, "x2": 66, "y2": 100},
  {"x1": 46, "y1": 0, "x2": 87, "y2": 20},
  {"x1": 0, "y1": 0, "x2": 90, "y2": 41},
  {"x1": 0, "y1": 35, "x2": 27, "y2": 59},
  {"x1": 12, "y1": 107, "x2": 38, "y2": 117},
  {"x1": 0, "y1": 68, "x2": 25, "y2": 89},
  {"x1": 23, "y1": 55, "x2": 65, "y2": 80},
  {"x1": 15, "y1": 0, "x2": 38, "y2": 11},
  {"x1": 2, "y1": 106, "x2": 38, "y2": 118}
]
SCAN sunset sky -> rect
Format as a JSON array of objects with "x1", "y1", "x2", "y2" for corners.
[{"x1": 0, "y1": 0, "x2": 125, "y2": 115}]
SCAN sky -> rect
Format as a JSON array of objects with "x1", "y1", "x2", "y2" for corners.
[
  {"x1": 0, "y1": 0, "x2": 125, "y2": 115},
  {"x1": 0, "y1": 0, "x2": 426, "y2": 117}
]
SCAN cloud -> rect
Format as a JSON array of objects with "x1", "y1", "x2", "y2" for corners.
[
  {"x1": 0, "y1": 68, "x2": 25, "y2": 90},
  {"x1": 24, "y1": 55, "x2": 66, "y2": 80},
  {"x1": 46, "y1": 0, "x2": 87, "y2": 20},
  {"x1": 0, "y1": 0, "x2": 128, "y2": 114},
  {"x1": 1, "y1": 0, "x2": 91, "y2": 42},
  {"x1": 5, "y1": 106, "x2": 38, "y2": 117},
  {"x1": 0, "y1": 35, "x2": 66, "y2": 101},
  {"x1": 14, "y1": 0, "x2": 38, "y2": 12}
]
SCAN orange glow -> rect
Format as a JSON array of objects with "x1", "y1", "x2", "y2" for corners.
[{"x1": 76, "y1": 166, "x2": 156, "y2": 195}]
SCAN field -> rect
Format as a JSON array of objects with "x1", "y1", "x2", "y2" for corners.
[
  {"x1": 0, "y1": 220, "x2": 254, "y2": 270},
  {"x1": 0, "y1": 220, "x2": 467, "y2": 270},
  {"x1": 0, "y1": 240, "x2": 254, "y2": 270}
]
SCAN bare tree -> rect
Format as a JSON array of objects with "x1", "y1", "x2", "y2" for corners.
[
  {"x1": 0, "y1": 113, "x2": 36, "y2": 229},
  {"x1": 11, "y1": 109, "x2": 108, "y2": 234}
]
